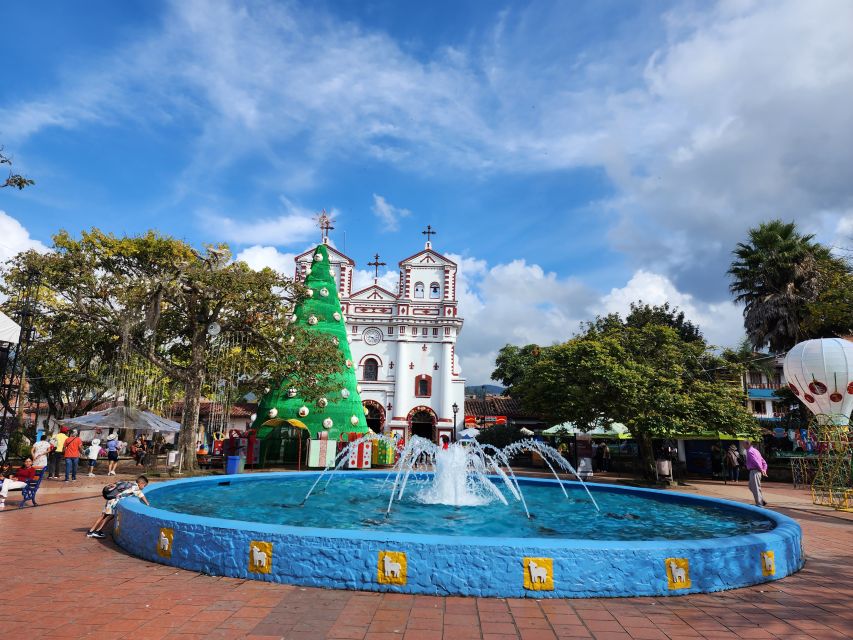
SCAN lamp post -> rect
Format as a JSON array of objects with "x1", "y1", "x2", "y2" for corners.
[{"x1": 452, "y1": 402, "x2": 459, "y2": 438}]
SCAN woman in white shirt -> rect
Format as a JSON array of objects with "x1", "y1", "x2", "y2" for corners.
[{"x1": 31, "y1": 435, "x2": 52, "y2": 469}]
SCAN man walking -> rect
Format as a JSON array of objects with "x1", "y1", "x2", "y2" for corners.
[
  {"x1": 48, "y1": 426, "x2": 69, "y2": 479},
  {"x1": 63, "y1": 429, "x2": 83, "y2": 481},
  {"x1": 743, "y1": 440, "x2": 768, "y2": 507}
]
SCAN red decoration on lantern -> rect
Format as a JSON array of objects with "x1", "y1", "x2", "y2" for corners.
[
  {"x1": 804, "y1": 393, "x2": 815, "y2": 403},
  {"x1": 829, "y1": 392, "x2": 843, "y2": 402},
  {"x1": 848, "y1": 382, "x2": 853, "y2": 394},
  {"x1": 808, "y1": 381, "x2": 827, "y2": 395},
  {"x1": 788, "y1": 383, "x2": 800, "y2": 396}
]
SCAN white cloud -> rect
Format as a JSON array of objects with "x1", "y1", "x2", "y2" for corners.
[
  {"x1": 234, "y1": 245, "x2": 296, "y2": 275},
  {"x1": 0, "y1": 210, "x2": 48, "y2": 262},
  {"x1": 199, "y1": 197, "x2": 319, "y2": 246},
  {"x1": 597, "y1": 270, "x2": 744, "y2": 348},
  {"x1": 371, "y1": 194, "x2": 411, "y2": 232},
  {"x1": 351, "y1": 267, "x2": 399, "y2": 294}
]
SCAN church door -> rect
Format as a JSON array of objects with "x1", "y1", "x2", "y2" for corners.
[
  {"x1": 409, "y1": 410, "x2": 435, "y2": 442},
  {"x1": 365, "y1": 404, "x2": 383, "y2": 434}
]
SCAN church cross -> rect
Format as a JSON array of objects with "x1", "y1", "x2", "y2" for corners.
[
  {"x1": 367, "y1": 253, "x2": 386, "y2": 280},
  {"x1": 317, "y1": 209, "x2": 335, "y2": 244},
  {"x1": 422, "y1": 225, "x2": 437, "y2": 246}
]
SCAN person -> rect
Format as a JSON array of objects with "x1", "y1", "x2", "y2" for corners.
[
  {"x1": 0, "y1": 457, "x2": 37, "y2": 508},
  {"x1": 87, "y1": 475, "x2": 150, "y2": 538},
  {"x1": 593, "y1": 441, "x2": 604, "y2": 472},
  {"x1": 106, "y1": 433, "x2": 120, "y2": 476},
  {"x1": 711, "y1": 444, "x2": 722, "y2": 479},
  {"x1": 63, "y1": 428, "x2": 83, "y2": 481},
  {"x1": 601, "y1": 442, "x2": 611, "y2": 472},
  {"x1": 726, "y1": 444, "x2": 741, "y2": 484},
  {"x1": 131, "y1": 437, "x2": 147, "y2": 466},
  {"x1": 743, "y1": 440, "x2": 768, "y2": 506},
  {"x1": 86, "y1": 438, "x2": 103, "y2": 477},
  {"x1": 31, "y1": 434, "x2": 52, "y2": 469},
  {"x1": 48, "y1": 426, "x2": 69, "y2": 479}
]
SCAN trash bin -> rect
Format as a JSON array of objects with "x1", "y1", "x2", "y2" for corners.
[
  {"x1": 656, "y1": 459, "x2": 672, "y2": 479},
  {"x1": 226, "y1": 455, "x2": 242, "y2": 474}
]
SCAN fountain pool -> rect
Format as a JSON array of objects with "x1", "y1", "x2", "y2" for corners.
[{"x1": 115, "y1": 465, "x2": 803, "y2": 597}]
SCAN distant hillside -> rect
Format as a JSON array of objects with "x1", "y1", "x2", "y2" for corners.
[{"x1": 465, "y1": 384, "x2": 506, "y2": 396}]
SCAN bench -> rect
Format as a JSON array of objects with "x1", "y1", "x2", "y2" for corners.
[{"x1": 10, "y1": 467, "x2": 47, "y2": 508}]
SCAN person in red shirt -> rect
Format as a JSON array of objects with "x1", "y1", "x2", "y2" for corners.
[
  {"x1": 63, "y1": 428, "x2": 84, "y2": 481},
  {"x1": 0, "y1": 457, "x2": 36, "y2": 508}
]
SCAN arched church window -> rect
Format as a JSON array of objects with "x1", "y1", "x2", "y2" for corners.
[
  {"x1": 415, "y1": 374, "x2": 432, "y2": 397},
  {"x1": 430, "y1": 282, "x2": 441, "y2": 299},
  {"x1": 363, "y1": 358, "x2": 378, "y2": 381},
  {"x1": 414, "y1": 282, "x2": 424, "y2": 298}
]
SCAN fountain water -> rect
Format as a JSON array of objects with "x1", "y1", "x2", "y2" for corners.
[{"x1": 303, "y1": 434, "x2": 599, "y2": 516}]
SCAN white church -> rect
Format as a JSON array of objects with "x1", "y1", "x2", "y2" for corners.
[{"x1": 295, "y1": 227, "x2": 466, "y2": 444}]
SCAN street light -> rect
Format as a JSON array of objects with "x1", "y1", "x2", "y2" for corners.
[{"x1": 452, "y1": 402, "x2": 459, "y2": 434}]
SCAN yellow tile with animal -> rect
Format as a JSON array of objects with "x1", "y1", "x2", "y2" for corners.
[
  {"x1": 665, "y1": 557, "x2": 690, "y2": 589},
  {"x1": 760, "y1": 550, "x2": 775, "y2": 576},
  {"x1": 523, "y1": 557, "x2": 554, "y2": 591},
  {"x1": 377, "y1": 551, "x2": 407, "y2": 585},
  {"x1": 249, "y1": 541, "x2": 273, "y2": 574},
  {"x1": 157, "y1": 527, "x2": 174, "y2": 558}
]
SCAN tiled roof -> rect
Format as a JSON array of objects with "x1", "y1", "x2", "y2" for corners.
[
  {"x1": 170, "y1": 401, "x2": 257, "y2": 419},
  {"x1": 464, "y1": 396, "x2": 538, "y2": 419}
]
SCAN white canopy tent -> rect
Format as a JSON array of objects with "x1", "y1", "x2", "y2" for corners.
[
  {"x1": 61, "y1": 406, "x2": 181, "y2": 441},
  {"x1": 0, "y1": 311, "x2": 21, "y2": 345}
]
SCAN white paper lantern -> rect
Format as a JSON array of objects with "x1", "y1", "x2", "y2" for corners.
[
  {"x1": 341, "y1": 389, "x2": 350, "y2": 399},
  {"x1": 250, "y1": 413, "x2": 257, "y2": 422},
  {"x1": 333, "y1": 312, "x2": 341, "y2": 321},
  {"x1": 329, "y1": 268, "x2": 335, "y2": 277},
  {"x1": 346, "y1": 359, "x2": 352, "y2": 368},
  {"x1": 289, "y1": 314, "x2": 297, "y2": 323},
  {"x1": 350, "y1": 415, "x2": 359, "y2": 425},
  {"x1": 783, "y1": 338, "x2": 853, "y2": 422},
  {"x1": 306, "y1": 288, "x2": 314, "y2": 297},
  {"x1": 268, "y1": 408, "x2": 278, "y2": 418},
  {"x1": 318, "y1": 397, "x2": 328, "y2": 408},
  {"x1": 314, "y1": 253, "x2": 323, "y2": 262},
  {"x1": 332, "y1": 337, "x2": 339, "y2": 346},
  {"x1": 308, "y1": 315, "x2": 318, "y2": 325},
  {"x1": 298, "y1": 406, "x2": 309, "y2": 417},
  {"x1": 319, "y1": 287, "x2": 329, "y2": 297},
  {"x1": 356, "y1": 384, "x2": 362, "y2": 393},
  {"x1": 287, "y1": 388, "x2": 297, "y2": 398},
  {"x1": 322, "y1": 418, "x2": 333, "y2": 429}
]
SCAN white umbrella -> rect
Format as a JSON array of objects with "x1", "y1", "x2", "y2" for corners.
[
  {"x1": 519, "y1": 427, "x2": 535, "y2": 436},
  {"x1": 459, "y1": 427, "x2": 480, "y2": 438},
  {"x1": 61, "y1": 406, "x2": 182, "y2": 433}
]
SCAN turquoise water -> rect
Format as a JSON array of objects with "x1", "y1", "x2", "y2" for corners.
[{"x1": 150, "y1": 475, "x2": 774, "y2": 541}]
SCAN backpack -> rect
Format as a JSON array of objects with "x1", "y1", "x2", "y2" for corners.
[{"x1": 102, "y1": 481, "x2": 134, "y2": 500}]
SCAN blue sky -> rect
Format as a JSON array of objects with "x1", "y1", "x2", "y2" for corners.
[{"x1": 1, "y1": 0, "x2": 852, "y2": 382}]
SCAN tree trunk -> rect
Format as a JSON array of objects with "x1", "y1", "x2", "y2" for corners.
[
  {"x1": 638, "y1": 432, "x2": 657, "y2": 481},
  {"x1": 179, "y1": 372, "x2": 202, "y2": 472}
]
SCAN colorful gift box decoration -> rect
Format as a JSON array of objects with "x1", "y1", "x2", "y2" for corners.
[
  {"x1": 346, "y1": 432, "x2": 372, "y2": 469},
  {"x1": 371, "y1": 439, "x2": 397, "y2": 466},
  {"x1": 308, "y1": 438, "x2": 337, "y2": 468}
]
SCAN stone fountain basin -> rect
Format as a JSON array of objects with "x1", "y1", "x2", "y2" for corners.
[{"x1": 114, "y1": 472, "x2": 803, "y2": 598}]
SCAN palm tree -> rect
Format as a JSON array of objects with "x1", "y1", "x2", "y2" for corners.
[{"x1": 728, "y1": 220, "x2": 829, "y2": 353}]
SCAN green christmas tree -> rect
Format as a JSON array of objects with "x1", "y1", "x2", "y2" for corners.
[{"x1": 251, "y1": 243, "x2": 370, "y2": 440}]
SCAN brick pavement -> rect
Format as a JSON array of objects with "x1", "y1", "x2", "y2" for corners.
[{"x1": 1, "y1": 474, "x2": 850, "y2": 640}]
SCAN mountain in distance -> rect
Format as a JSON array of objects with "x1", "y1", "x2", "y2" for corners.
[{"x1": 465, "y1": 384, "x2": 506, "y2": 396}]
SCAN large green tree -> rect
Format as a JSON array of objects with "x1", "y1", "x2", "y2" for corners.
[
  {"x1": 728, "y1": 220, "x2": 835, "y2": 352},
  {"x1": 501, "y1": 313, "x2": 756, "y2": 478},
  {"x1": 2, "y1": 229, "x2": 341, "y2": 470}
]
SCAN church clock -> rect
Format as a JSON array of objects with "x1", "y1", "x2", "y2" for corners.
[{"x1": 363, "y1": 328, "x2": 383, "y2": 345}]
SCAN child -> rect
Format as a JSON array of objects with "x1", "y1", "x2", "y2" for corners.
[
  {"x1": 87, "y1": 475, "x2": 150, "y2": 538},
  {"x1": 86, "y1": 438, "x2": 103, "y2": 477}
]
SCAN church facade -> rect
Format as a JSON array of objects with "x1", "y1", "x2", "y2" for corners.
[{"x1": 295, "y1": 235, "x2": 466, "y2": 443}]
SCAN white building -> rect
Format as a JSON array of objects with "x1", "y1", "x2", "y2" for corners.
[{"x1": 295, "y1": 234, "x2": 466, "y2": 443}]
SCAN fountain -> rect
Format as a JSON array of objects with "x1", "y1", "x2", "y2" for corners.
[{"x1": 113, "y1": 432, "x2": 803, "y2": 597}]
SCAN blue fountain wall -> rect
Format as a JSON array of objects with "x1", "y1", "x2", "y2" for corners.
[{"x1": 114, "y1": 472, "x2": 803, "y2": 598}]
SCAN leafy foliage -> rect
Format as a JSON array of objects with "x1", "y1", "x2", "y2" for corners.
[
  {"x1": 0, "y1": 147, "x2": 34, "y2": 190},
  {"x1": 497, "y1": 310, "x2": 757, "y2": 478},
  {"x1": 728, "y1": 220, "x2": 834, "y2": 352},
  {"x1": 1, "y1": 229, "x2": 341, "y2": 469}
]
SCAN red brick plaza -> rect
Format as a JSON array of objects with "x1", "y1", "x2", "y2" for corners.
[{"x1": 2, "y1": 476, "x2": 851, "y2": 640}]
